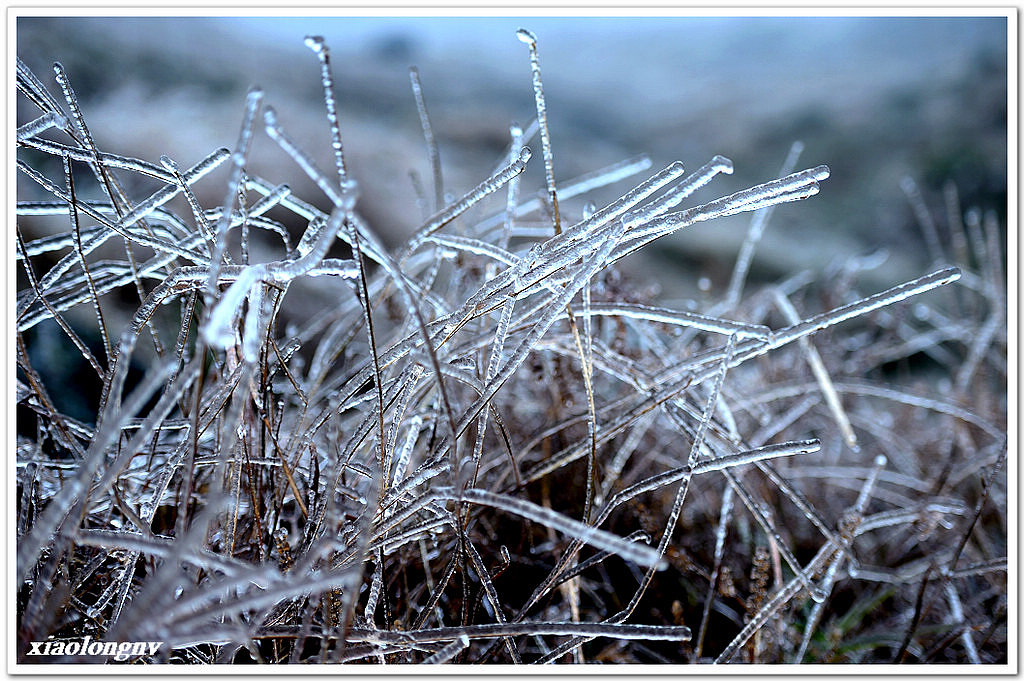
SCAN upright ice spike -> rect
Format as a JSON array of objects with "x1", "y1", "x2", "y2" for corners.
[
  {"x1": 406, "y1": 146, "x2": 532, "y2": 252},
  {"x1": 305, "y1": 36, "x2": 347, "y2": 184},
  {"x1": 517, "y1": 28, "x2": 561, "y2": 235},
  {"x1": 409, "y1": 66, "x2": 443, "y2": 211},
  {"x1": 725, "y1": 141, "x2": 804, "y2": 308},
  {"x1": 52, "y1": 62, "x2": 97, "y2": 152},
  {"x1": 207, "y1": 86, "x2": 263, "y2": 301},
  {"x1": 502, "y1": 122, "x2": 525, "y2": 250}
]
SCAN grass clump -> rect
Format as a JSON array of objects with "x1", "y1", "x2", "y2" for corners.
[{"x1": 15, "y1": 29, "x2": 1006, "y2": 665}]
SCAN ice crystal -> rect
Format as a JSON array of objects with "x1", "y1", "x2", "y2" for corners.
[{"x1": 14, "y1": 26, "x2": 1005, "y2": 667}]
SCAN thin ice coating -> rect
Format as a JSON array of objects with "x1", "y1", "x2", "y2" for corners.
[
  {"x1": 578, "y1": 302, "x2": 772, "y2": 339},
  {"x1": 669, "y1": 267, "x2": 963, "y2": 391},
  {"x1": 458, "y1": 488, "x2": 666, "y2": 570},
  {"x1": 264, "y1": 107, "x2": 345, "y2": 207},
  {"x1": 695, "y1": 483, "x2": 734, "y2": 658},
  {"x1": 16, "y1": 111, "x2": 68, "y2": 141},
  {"x1": 771, "y1": 267, "x2": 961, "y2": 349},
  {"x1": 207, "y1": 87, "x2": 263, "y2": 299},
  {"x1": 612, "y1": 165, "x2": 826, "y2": 263},
  {"x1": 17, "y1": 57, "x2": 66, "y2": 116},
  {"x1": 15, "y1": 154, "x2": 226, "y2": 324},
  {"x1": 561, "y1": 160, "x2": 686, "y2": 247},
  {"x1": 454, "y1": 219, "x2": 624, "y2": 439},
  {"x1": 773, "y1": 289, "x2": 858, "y2": 450},
  {"x1": 423, "y1": 635, "x2": 470, "y2": 664},
  {"x1": 620, "y1": 155, "x2": 733, "y2": 225},
  {"x1": 202, "y1": 188, "x2": 352, "y2": 361},
  {"x1": 900, "y1": 176, "x2": 944, "y2": 265},
  {"x1": 52, "y1": 62, "x2": 99, "y2": 154},
  {"x1": 725, "y1": 141, "x2": 804, "y2": 308},
  {"x1": 20, "y1": 136, "x2": 174, "y2": 181},
  {"x1": 501, "y1": 122, "x2": 525, "y2": 250},
  {"x1": 464, "y1": 538, "x2": 522, "y2": 662},
  {"x1": 62, "y1": 151, "x2": 111, "y2": 360},
  {"x1": 160, "y1": 154, "x2": 218, "y2": 254},
  {"x1": 406, "y1": 146, "x2": 532, "y2": 251},
  {"x1": 16, "y1": 355, "x2": 176, "y2": 583},
  {"x1": 475, "y1": 154, "x2": 653, "y2": 236}
]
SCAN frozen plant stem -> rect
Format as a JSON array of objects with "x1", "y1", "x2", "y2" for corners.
[
  {"x1": 773, "y1": 289, "x2": 859, "y2": 451},
  {"x1": 409, "y1": 66, "x2": 444, "y2": 211},
  {"x1": 14, "y1": 28, "x2": 1003, "y2": 665},
  {"x1": 517, "y1": 28, "x2": 561, "y2": 235}
]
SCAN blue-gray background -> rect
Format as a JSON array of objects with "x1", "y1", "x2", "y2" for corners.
[{"x1": 17, "y1": 15, "x2": 1008, "y2": 299}]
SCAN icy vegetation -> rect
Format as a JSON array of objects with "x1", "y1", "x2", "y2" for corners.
[{"x1": 15, "y1": 30, "x2": 1007, "y2": 665}]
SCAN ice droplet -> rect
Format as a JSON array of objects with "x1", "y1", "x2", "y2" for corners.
[
  {"x1": 516, "y1": 28, "x2": 537, "y2": 45},
  {"x1": 304, "y1": 35, "x2": 326, "y2": 53},
  {"x1": 159, "y1": 155, "x2": 178, "y2": 172}
]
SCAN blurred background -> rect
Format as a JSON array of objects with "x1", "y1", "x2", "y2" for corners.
[{"x1": 17, "y1": 14, "x2": 1008, "y2": 300}]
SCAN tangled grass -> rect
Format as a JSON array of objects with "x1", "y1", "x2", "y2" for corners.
[{"x1": 15, "y1": 28, "x2": 1007, "y2": 665}]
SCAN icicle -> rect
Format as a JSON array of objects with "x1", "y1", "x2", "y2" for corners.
[
  {"x1": 17, "y1": 57, "x2": 66, "y2": 116},
  {"x1": 944, "y1": 581, "x2": 982, "y2": 663},
  {"x1": 22, "y1": 136, "x2": 174, "y2": 181},
  {"x1": 425, "y1": 234, "x2": 517, "y2": 266},
  {"x1": 348, "y1": 621, "x2": 689, "y2": 646},
  {"x1": 772, "y1": 267, "x2": 961, "y2": 347},
  {"x1": 364, "y1": 558, "x2": 383, "y2": 624},
  {"x1": 692, "y1": 440, "x2": 820, "y2": 474},
  {"x1": 566, "y1": 160, "x2": 686, "y2": 245}
]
